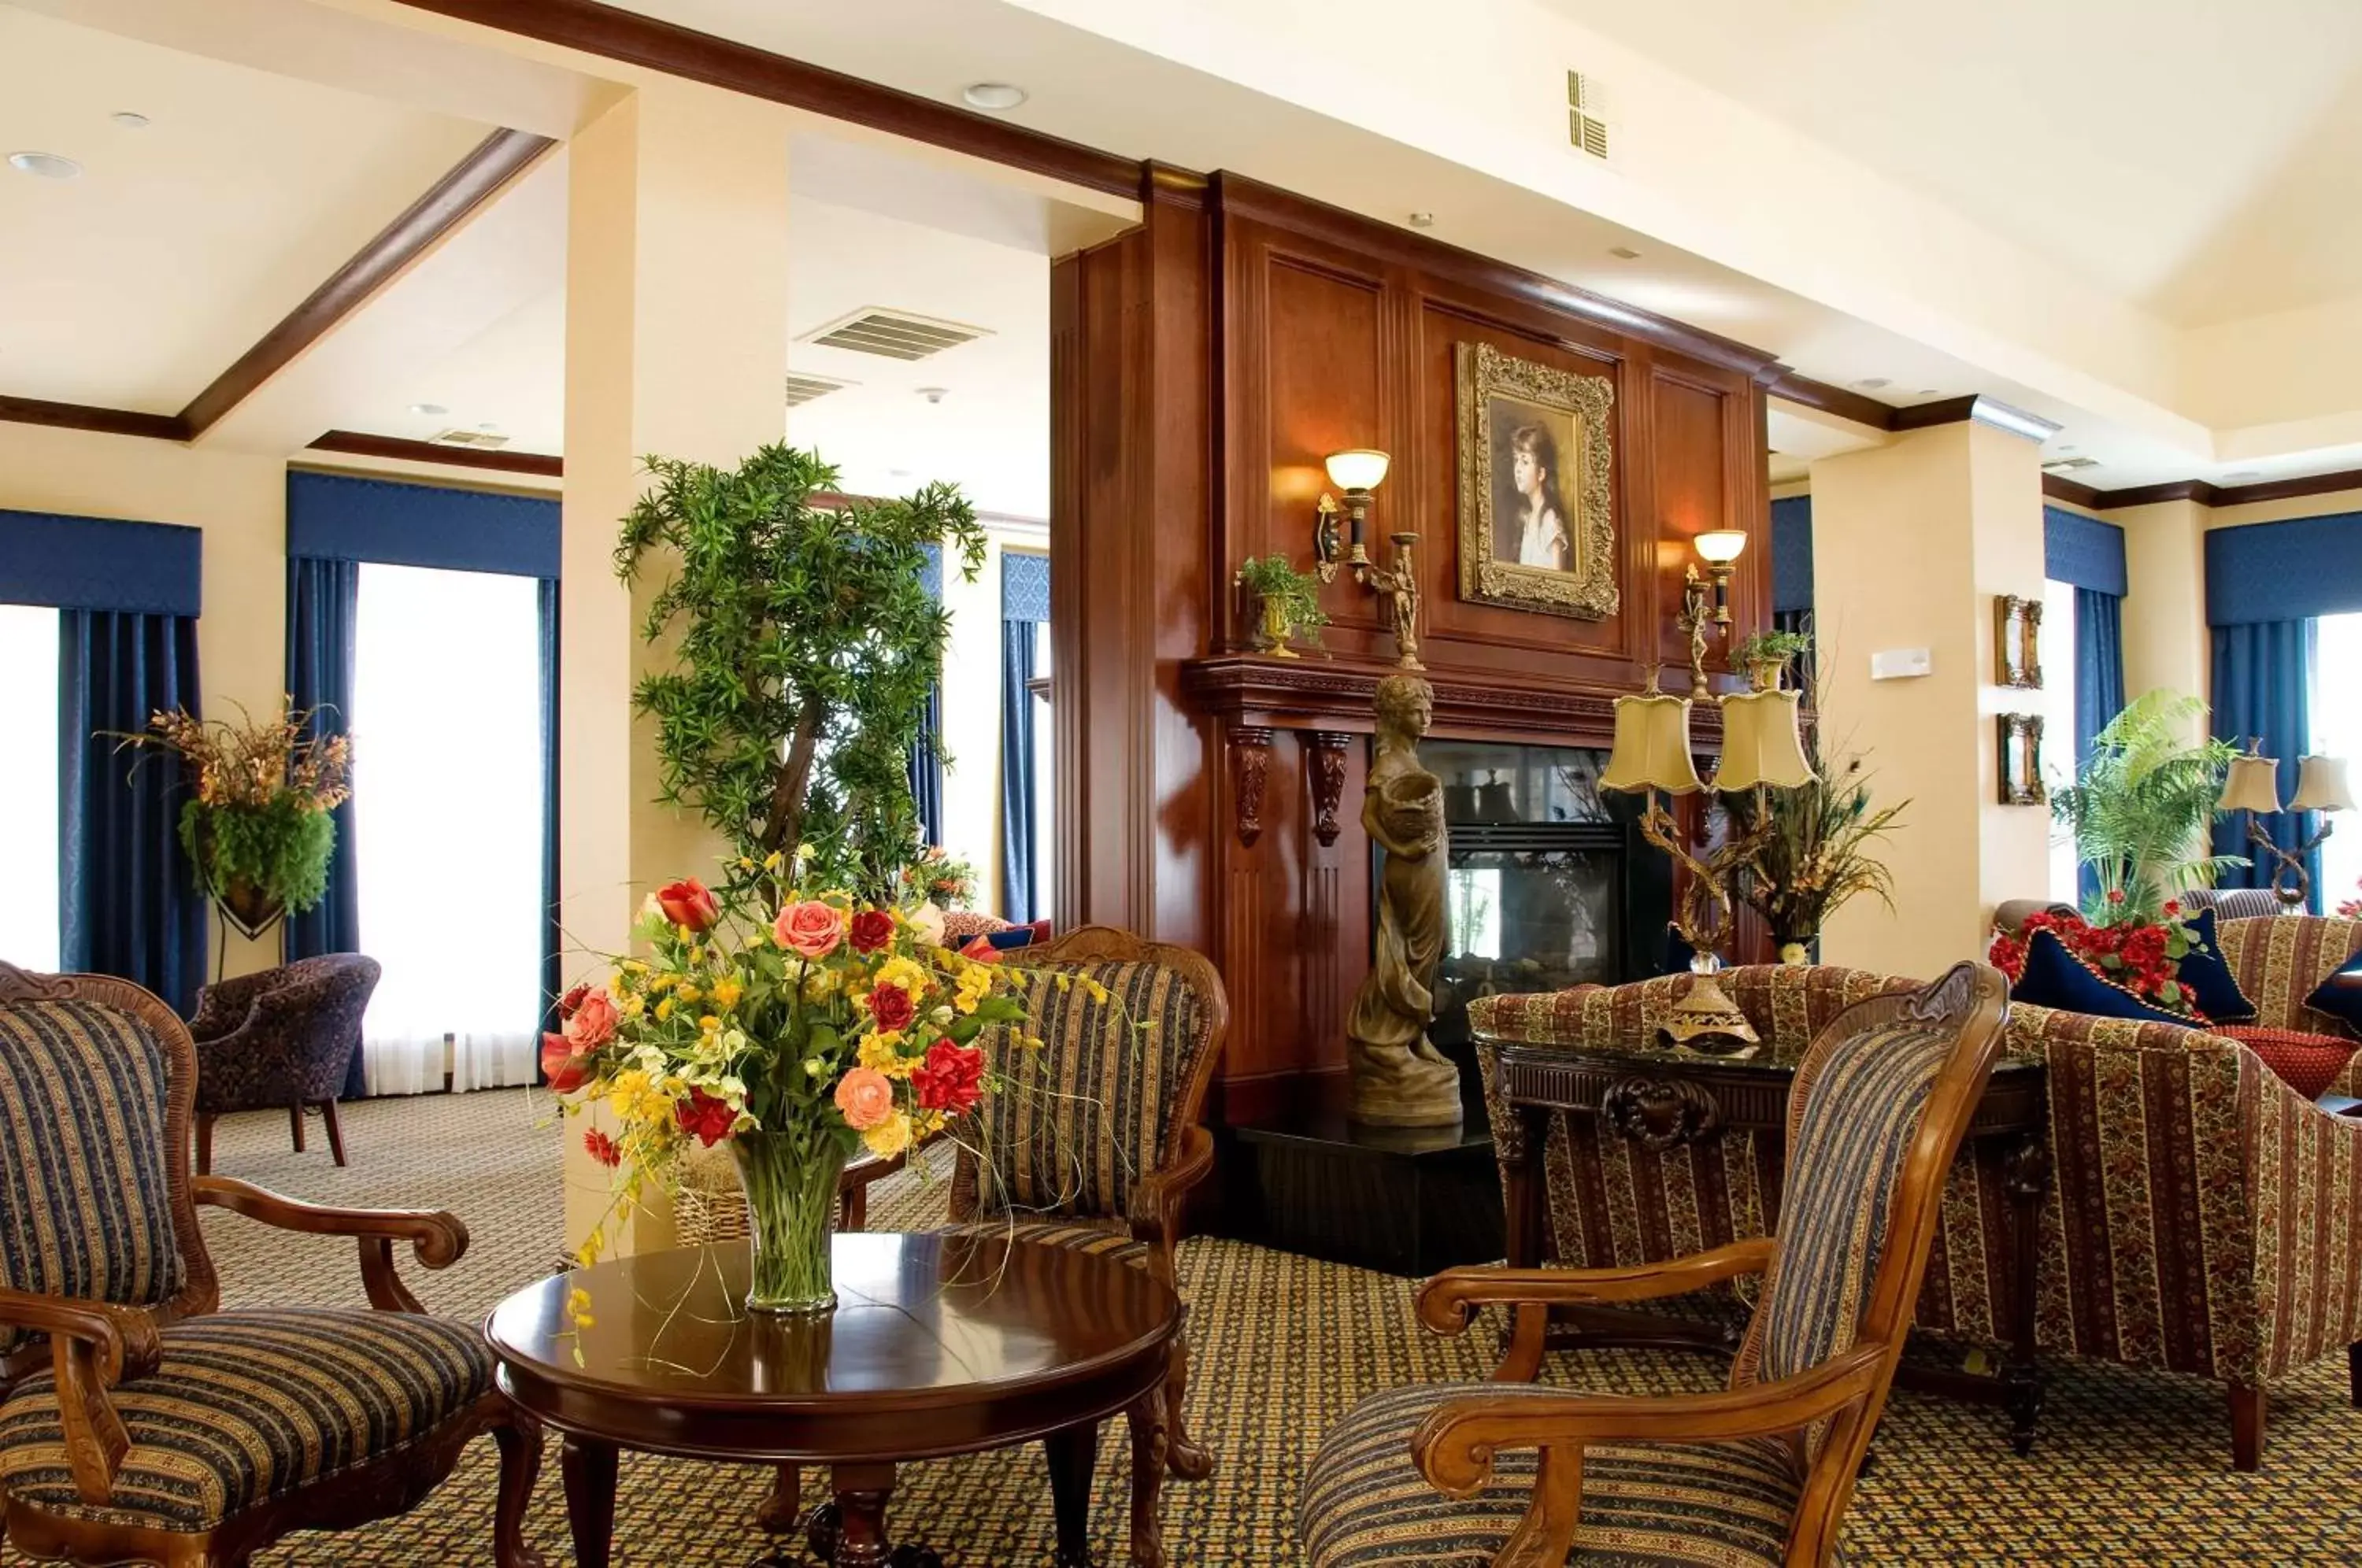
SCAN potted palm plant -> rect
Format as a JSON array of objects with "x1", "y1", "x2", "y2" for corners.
[{"x1": 2049, "y1": 689, "x2": 2243, "y2": 924}]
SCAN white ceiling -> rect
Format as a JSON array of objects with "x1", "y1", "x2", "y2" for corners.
[
  {"x1": 1542, "y1": 0, "x2": 2362, "y2": 329},
  {"x1": 0, "y1": 4, "x2": 492, "y2": 412}
]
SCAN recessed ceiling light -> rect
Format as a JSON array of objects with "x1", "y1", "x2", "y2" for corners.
[
  {"x1": 1853, "y1": 377, "x2": 1890, "y2": 390},
  {"x1": 916, "y1": 387, "x2": 948, "y2": 405},
  {"x1": 1608, "y1": 245, "x2": 1641, "y2": 260},
  {"x1": 409, "y1": 402, "x2": 447, "y2": 416},
  {"x1": 1407, "y1": 212, "x2": 1435, "y2": 228},
  {"x1": 476, "y1": 421, "x2": 502, "y2": 433},
  {"x1": 2057, "y1": 444, "x2": 2078, "y2": 454},
  {"x1": 961, "y1": 82, "x2": 1027, "y2": 111},
  {"x1": 8, "y1": 151, "x2": 82, "y2": 180},
  {"x1": 889, "y1": 468, "x2": 915, "y2": 479},
  {"x1": 109, "y1": 111, "x2": 150, "y2": 129},
  {"x1": 1916, "y1": 388, "x2": 1938, "y2": 396}
]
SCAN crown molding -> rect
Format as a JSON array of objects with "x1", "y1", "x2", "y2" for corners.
[{"x1": 0, "y1": 395, "x2": 187, "y2": 442}]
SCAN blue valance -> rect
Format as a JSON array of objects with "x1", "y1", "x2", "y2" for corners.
[
  {"x1": 2043, "y1": 505, "x2": 2126, "y2": 597},
  {"x1": 287, "y1": 470, "x2": 559, "y2": 580},
  {"x1": 0, "y1": 510, "x2": 202, "y2": 617},
  {"x1": 1770, "y1": 497, "x2": 1813, "y2": 615},
  {"x1": 1002, "y1": 550, "x2": 1050, "y2": 623},
  {"x1": 2207, "y1": 512, "x2": 2362, "y2": 626}
]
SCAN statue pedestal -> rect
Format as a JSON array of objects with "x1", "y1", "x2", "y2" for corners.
[{"x1": 1219, "y1": 1111, "x2": 1503, "y2": 1277}]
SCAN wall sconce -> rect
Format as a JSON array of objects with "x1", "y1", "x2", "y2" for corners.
[
  {"x1": 1674, "y1": 528, "x2": 1748, "y2": 699},
  {"x1": 2219, "y1": 749, "x2": 2353, "y2": 908},
  {"x1": 1314, "y1": 449, "x2": 1391, "y2": 582}
]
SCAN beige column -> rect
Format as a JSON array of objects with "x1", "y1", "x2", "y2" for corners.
[
  {"x1": 559, "y1": 80, "x2": 791, "y2": 1252},
  {"x1": 2113, "y1": 499, "x2": 2210, "y2": 723},
  {"x1": 1810, "y1": 418, "x2": 2050, "y2": 978}
]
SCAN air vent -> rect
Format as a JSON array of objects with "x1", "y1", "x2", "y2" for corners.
[
  {"x1": 1566, "y1": 69, "x2": 1616, "y2": 162},
  {"x1": 2041, "y1": 456, "x2": 2100, "y2": 473},
  {"x1": 801, "y1": 308, "x2": 990, "y2": 361},
  {"x1": 783, "y1": 373, "x2": 853, "y2": 409},
  {"x1": 430, "y1": 428, "x2": 510, "y2": 449}
]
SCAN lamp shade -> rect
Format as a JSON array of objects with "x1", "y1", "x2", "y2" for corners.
[
  {"x1": 2291, "y1": 756, "x2": 2355, "y2": 813},
  {"x1": 1324, "y1": 449, "x2": 1391, "y2": 492},
  {"x1": 2218, "y1": 753, "x2": 2283, "y2": 814},
  {"x1": 1599, "y1": 693, "x2": 1705, "y2": 796},
  {"x1": 1712, "y1": 688, "x2": 1817, "y2": 791},
  {"x1": 1694, "y1": 529, "x2": 1748, "y2": 564}
]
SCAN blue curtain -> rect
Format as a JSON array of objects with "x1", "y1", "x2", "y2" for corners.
[
  {"x1": 1000, "y1": 623, "x2": 1038, "y2": 923},
  {"x1": 285, "y1": 558, "x2": 365, "y2": 1096},
  {"x1": 2072, "y1": 587, "x2": 2126, "y2": 904},
  {"x1": 538, "y1": 580, "x2": 561, "y2": 1045},
  {"x1": 58, "y1": 611, "x2": 207, "y2": 1016},
  {"x1": 907, "y1": 543, "x2": 945, "y2": 845},
  {"x1": 2211, "y1": 619, "x2": 2319, "y2": 907}
]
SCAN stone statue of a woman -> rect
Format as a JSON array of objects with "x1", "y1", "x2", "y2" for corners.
[{"x1": 1345, "y1": 674, "x2": 1463, "y2": 1126}]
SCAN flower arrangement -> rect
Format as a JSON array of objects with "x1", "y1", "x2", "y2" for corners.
[
  {"x1": 543, "y1": 859, "x2": 1042, "y2": 1312},
  {"x1": 121, "y1": 702, "x2": 353, "y2": 939},
  {"x1": 2337, "y1": 879, "x2": 2362, "y2": 920},
  {"x1": 1986, "y1": 897, "x2": 2210, "y2": 1019},
  {"x1": 900, "y1": 845, "x2": 978, "y2": 911}
]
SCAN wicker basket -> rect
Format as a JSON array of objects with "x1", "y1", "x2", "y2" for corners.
[{"x1": 671, "y1": 1140, "x2": 753, "y2": 1246}]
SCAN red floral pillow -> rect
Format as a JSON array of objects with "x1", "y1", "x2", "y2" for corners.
[{"x1": 2216, "y1": 1026, "x2": 2359, "y2": 1101}]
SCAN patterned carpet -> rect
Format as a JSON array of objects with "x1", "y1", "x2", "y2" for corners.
[{"x1": 6, "y1": 1087, "x2": 2353, "y2": 1566}]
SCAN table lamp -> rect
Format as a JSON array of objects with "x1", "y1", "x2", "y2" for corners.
[
  {"x1": 2218, "y1": 749, "x2": 2353, "y2": 908},
  {"x1": 1601, "y1": 676, "x2": 1817, "y2": 1055}
]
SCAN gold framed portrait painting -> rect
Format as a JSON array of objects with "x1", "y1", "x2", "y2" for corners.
[{"x1": 1455, "y1": 341, "x2": 1617, "y2": 619}]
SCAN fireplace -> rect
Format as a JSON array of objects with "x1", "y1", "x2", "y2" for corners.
[{"x1": 1425, "y1": 741, "x2": 1673, "y2": 1111}]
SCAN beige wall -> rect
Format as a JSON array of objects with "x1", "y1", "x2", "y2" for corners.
[
  {"x1": 0, "y1": 422, "x2": 288, "y2": 979},
  {"x1": 2112, "y1": 499, "x2": 2209, "y2": 726}
]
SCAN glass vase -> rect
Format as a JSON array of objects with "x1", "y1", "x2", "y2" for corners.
[{"x1": 731, "y1": 1130, "x2": 847, "y2": 1315}]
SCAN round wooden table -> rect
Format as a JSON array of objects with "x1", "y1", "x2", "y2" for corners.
[{"x1": 487, "y1": 1232, "x2": 1181, "y2": 1568}]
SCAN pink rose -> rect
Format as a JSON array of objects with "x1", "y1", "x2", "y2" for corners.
[
  {"x1": 564, "y1": 988, "x2": 620, "y2": 1051},
  {"x1": 834, "y1": 1067, "x2": 895, "y2": 1130},
  {"x1": 774, "y1": 900, "x2": 845, "y2": 960}
]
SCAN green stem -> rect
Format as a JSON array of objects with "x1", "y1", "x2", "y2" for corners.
[{"x1": 731, "y1": 1129, "x2": 848, "y2": 1313}]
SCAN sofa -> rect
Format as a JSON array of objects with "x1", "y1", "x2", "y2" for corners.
[{"x1": 1469, "y1": 915, "x2": 2362, "y2": 1470}]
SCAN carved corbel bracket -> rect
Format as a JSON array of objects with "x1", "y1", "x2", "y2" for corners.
[
  {"x1": 1305, "y1": 730, "x2": 1353, "y2": 848},
  {"x1": 1228, "y1": 724, "x2": 1273, "y2": 846},
  {"x1": 1599, "y1": 1075, "x2": 1725, "y2": 1152}
]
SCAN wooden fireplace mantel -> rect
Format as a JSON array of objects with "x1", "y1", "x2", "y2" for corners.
[{"x1": 1180, "y1": 653, "x2": 1729, "y2": 748}]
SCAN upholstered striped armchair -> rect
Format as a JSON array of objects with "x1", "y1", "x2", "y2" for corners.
[
  {"x1": 1472, "y1": 922, "x2": 2362, "y2": 1470},
  {"x1": 0, "y1": 963, "x2": 537, "y2": 1567},
  {"x1": 934, "y1": 925, "x2": 1227, "y2": 1558}
]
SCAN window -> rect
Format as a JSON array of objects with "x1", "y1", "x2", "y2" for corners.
[
  {"x1": 0, "y1": 605, "x2": 61, "y2": 971},
  {"x1": 2312, "y1": 613, "x2": 2362, "y2": 910},
  {"x1": 2040, "y1": 578, "x2": 2081, "y2": 905},
  {"x1": 350, "y1": 564, "x2": 543, "y2": 1094}
]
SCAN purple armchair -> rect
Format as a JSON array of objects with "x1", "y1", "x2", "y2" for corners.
[{"x1": 187, "y1": 954, "x2": 379, "y2": 1173}]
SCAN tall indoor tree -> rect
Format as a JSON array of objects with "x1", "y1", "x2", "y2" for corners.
[
  {"x1": 616, "y1": 443, "x2": 984, "y2": 903},
  {"x1": 2050, "y1": 688, "x2": 2243, "y2": 923}
]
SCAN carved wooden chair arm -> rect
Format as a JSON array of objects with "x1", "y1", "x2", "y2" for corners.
[
  {"x1": 194, "y1": 1175, "x2": 468, "y2": 1314},
  {"x1": 0, "y1": 1289, "x2": 161, "y2": 1385},
  {"x1": 1129, "y1": 1125, "x2": 1216, "y2": 1242},
  {"x1": 1412, "y1": 1341, "x2": 1886, "y2": 1503},
  {"x1": 1417, "y1": 1238, "x2": 1776, "y2": 1333},
  {"x1": 0, "y1": 1289, "x2": 166, "y2": 1506}
]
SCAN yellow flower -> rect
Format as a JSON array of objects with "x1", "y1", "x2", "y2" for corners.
[
  {"x1": 710, "y1": 976, "x2": 743, "y2": 1011},
  {"x1": 699, "y1": 1015, "x2": 722, "y2": 1034},
  {"x1": 606, "y1": 1070, "x2": 672, "y2": 1126},
  {"x1": 953, "y1": 962, "x2": 993, "y2": 1016},
  {"x1": 653, "y1": 997, "x2": 674, "y2": 1021},
  {"x1": 857, "y1": 1031, "x2": 913, "y2": 1078},
  {"x1": 861, "y1": 1111, "x2": 913, "y2": 1161},
  {"x1": 621, "y1": 993, "x2": 646, "y2": 1019},
  {"x1": 874, "y1": 956, "x2": 928, "y2": 997},
  {"x1": 1083, "y1": 978, "x2": 1111, "y2": 1005},
  {"x1": 609, "y1": 972, "x2": 629, "y2": 998},
  {"x1": 676, "y1": 982, "x2": 702, "y2": 1005},
  {"x1": 802, "y1": 967, "x2": 839, "y2": 1003},
  {"x1": 765, "y1": 849, "x2": 786, "y2": 871}
]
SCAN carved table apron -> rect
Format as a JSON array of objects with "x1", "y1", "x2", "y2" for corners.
[{"x1": 1488, "y1": 1040, "x2": 2052, "y2": 1455}]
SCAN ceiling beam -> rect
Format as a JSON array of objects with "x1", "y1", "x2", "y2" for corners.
[
  {"x1": 306, "y1": 429, "x2": 561, "y2": 476},
  {"x1": 0, "y1": 394, "x2": 187, "y2": 442}
]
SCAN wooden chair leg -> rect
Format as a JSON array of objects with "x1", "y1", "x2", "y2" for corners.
[
  {"x1": 1125, "y1": 1389, "x2": 1169, "y2": 1568},
  {"x1": 492, "y1": 1406, "x2": 548, "y2": 1568},
  {"x1": 289, "y1": 1103, "x2": 307, "y2": 1155},
  {"x1": 1164, "y1": 1324, "x2": 1212, "y2": 1481},
  {"x1": 2230, "y1": 1382, "x2": 2266, "y2": 1472},
  {"x1": 196, "y1": 1115, "x2": 215, "y2": 1177},
  {"x1": 320, "y1": 1099, "x2": 349, "y2": 1167}
]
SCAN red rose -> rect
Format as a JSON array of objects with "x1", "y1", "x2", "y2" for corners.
[
  {"x1": 675, "y1": 1089, "x2": 739, "y2": 1148},
  {"x1": 868, "y1": 983, "x2": 916, "y2": 1033},
  {"x1": 849, "y1": 909, "x2": 896, "y2": 955},
  {"x1": 913, "y1": 1041, "x2": 986, "y2": 1115},
  {"x1": 583, "y1": 1128, "x2": 621, "y2": 1168},
  {"x1": 957, "y1": 934, "x2": 1003, "y2": 964},
  {"x1": 656, "y1": 878, "x2": 720, "y2": 933},
  {"x1": 2106, "y1": 889, "x2": 2127, "y2": 905},
  {"x1": 557, "y1": 982, "x2": 591, "y2": 1019},
  {"x1": 542, "y1": 1033, "x2": 593, "y2": 1094}
]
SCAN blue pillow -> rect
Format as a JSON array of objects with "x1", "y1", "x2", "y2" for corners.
[
  {"x1": 2175, "y1": 907, "x2": 2256, "y2": 1024},
  {"x1": 2306, "y1": 949, "x2": 2362, "y2": 1033},
  {"x1": 2012, "y1": 928, "x2": 2194, "y2": 1027},
  {"x1": 984, "y1": 926, "x2": 1039, "y2": 952}
]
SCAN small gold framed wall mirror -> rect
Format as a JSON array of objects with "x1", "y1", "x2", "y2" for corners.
[
  {"x1": 1997, "y1": 712, "x2": 2046, "y2": 805},
  {"x1": 1995, "y1": 594, "x2": 2043, "y2": 689}
]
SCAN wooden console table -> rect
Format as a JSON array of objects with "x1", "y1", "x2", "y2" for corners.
[{"x1": 1487, "y1": 1039, "x2": 2052, "y2": 1454}]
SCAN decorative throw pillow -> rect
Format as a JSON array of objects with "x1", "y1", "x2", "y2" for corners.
[
  {"x1": 985, "y1": 920, "x2": 1052, "y2": 952},
  {"x1": 2175, "y1": 906, "x2": 2258, "y2": 1024},
  {"x1": 2216, "y1": 1026, "x2": 2359, "y2": 1100},
  {"x1": 2012, "y1": 927, "x2": 2197, "y2": 1027},
  {"x1": 2305, "y1": 948, "x2": 2362, "y2": 1034}
]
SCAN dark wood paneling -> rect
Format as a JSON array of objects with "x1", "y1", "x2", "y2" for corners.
[
  {"x1": 0, "y1": 395, "x2": 187, "y2": 442},
  {"x1": 306, "y1": 430, "x2": 563, "y2": 476},
  {"x1": 1764, "y1": 372, "x2": 1897, "y2": 431},
  {"x1": 179, "y1": 128, "x2": 554, "y2": 436},
  {"x1": 1889, "y1": 394, "x2": 1982, "y2": 432},
  {"x1": 390, "y1": 0, "x2": 1140, "y2": 198}
]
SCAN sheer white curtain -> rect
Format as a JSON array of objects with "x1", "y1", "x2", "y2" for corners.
[
  {"x1": 2312, "y1": 613, "x2": 2362, "y2": 908},
  {"x1": 352, "y1": 564, "x2": 542, "y2": 1094},
  {"x1": 2041, "y1": 578, "x2": 2081, "y2": 906},
  {"x1": 0, "y1": 605, "x2": 61, "y2": 972}
]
